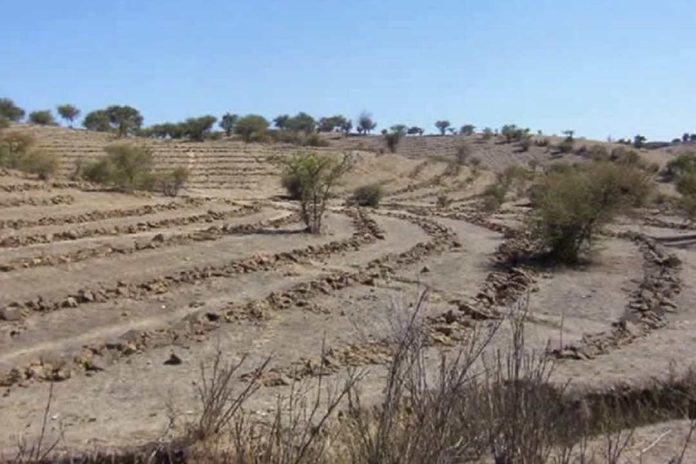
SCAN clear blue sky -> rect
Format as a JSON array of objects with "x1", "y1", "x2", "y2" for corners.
[{"x1": 1, "y1": 0, "x2": 694, "y2": 140}]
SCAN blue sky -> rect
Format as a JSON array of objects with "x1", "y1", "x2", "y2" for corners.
[{"x1": 1, "y1": 0, "x2": 694, "y2": 140}]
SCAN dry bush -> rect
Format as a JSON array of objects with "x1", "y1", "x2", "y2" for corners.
[
  {"x1": 157, "y1": 167, "x2": 190, "y2": 197},
  {"x1": 20, "y1": 150, "x2": 59, "y2": 180},
  {"x1": 352, "y1": 183, "x2": 383, "y2": 207},
  {"x1": 83, "y1": 144, "x2": 154, "y2": 192},
  {"x1": 530, "y1": 161, "x2": 653, "y2": 263},
  {"x1": 282, "y1": 152, "x2": 352, "y2": 233}
]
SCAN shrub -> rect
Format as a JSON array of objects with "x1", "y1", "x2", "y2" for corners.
[
  {"x1": 303, "y1": 133, "x2": 328, "y2": 147},
  {"x1": 519, "y1": 135, "x2": 532, "y2": 151},
  {"x1": 482, "y1": 127, "x2": 494, "y2": 140},
  {"x1": 20, "y1": 150, "x2": 59, "y2": 180},
  {"x1": 557, "y1": 137, "x2": 574, "y2": 153},
  {"x1": 482, "y1": 183, "x2": 508, "y2": 211},
  {"x1": 352, "y1": 183, "x2": 383, "y2": 207},
  {"x1": 586, "y1": 144, "x2": 609, "y2": 161},
  {"x1": 157, "y1": 167, "x2": 190, "y2": 197},
  {"x1": 282, "y1": 152, "x2": 352, "y2": 233},
  {"x1": 0, "y1": 98, "x2": 25, "y2": 121},
  {"x1": 0, "y1": 116, "x2": 9, "y2": 130},
  {"x1": 531, "y1": 161, "x2": 652, "y2": 262},
  {"x1": 83, "y1": 144, "x2": 154, "y2": 192},
  {"x1": 382, "y1": 127, "x2": 404, "y2": 153},
  {"x1": 664, "y1": 153, "x2": 696, "y2": 181},
  {"x1": 28, "y1": 110, "x2": 57, "y2": 126},
  {"x1": 234, "y1": 114, "x2": 269, "y2": 142},
  {"x1": 0, "y1": 131, "x2": 35, "y2": 168}
]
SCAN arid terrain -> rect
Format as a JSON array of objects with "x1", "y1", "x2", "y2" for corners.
[{"x1": 2, "y1": 124, "x2": 696, "y2": 462}]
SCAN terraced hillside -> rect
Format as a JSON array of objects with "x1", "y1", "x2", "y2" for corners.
[{"x1": 1, "y1": 126, "x2": 696, "y2": 462}]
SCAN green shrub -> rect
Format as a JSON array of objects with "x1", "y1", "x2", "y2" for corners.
[
  {"x1": 304, "y1": 133, "x2": 328, "y2": 147},
  {"x1": 557, "y1": 137, "x2": 574, "y2": 153},
  {"x1": 28, "y1": 110, "x2": 57, "y2": 126},
  {"x1": 664, "y1": 153, "x2": 696, "y2": 181},
  {"x1": 21, "y1": 150, "x2": 59, "y2": 180},
  {"x1": 0, "y1": 116, "x2": 9, "y2": 130},
  {"x1": 83, "y1": 144, "x2": 154, "y2": 192},
  {"x1": 0, "y1": 131, "x2": 35, "y2": 169},
  {"x1": 531, "y1": 161, "x2": 652, "y2": 263},
  {"x1": 282, "y1": 152, "x2": 352, "y2": 233},
  {"x1": 158, "y1": 167, "x2": 190, "y2": 197},
  {"x1": 352, "y1": 183, "x2": 383, "y2": 207},
  {"x1": 482, "y1": 183, "x2": 508, "y2": 211}
]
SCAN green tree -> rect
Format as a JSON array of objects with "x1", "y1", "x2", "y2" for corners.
[
  {"x1": 318, "y1": 115, "x2": 348, "y2": 133},
  {"x1": 105, "y1": 105, "x2": 143, "y2": 137},
  {"x1": 285, "y1": 112, "x2": 316, "y2": 133},
  {"x1": 182, "y1": 115, "x2": 217, "y2": 141},
  {"x1": 273, "y1": 114, "x2": 290, "y2": 130},
  {"x1": 435, "y1": 120, "x2": 451, "y2": 135},
  {"x1": 282, "y1": 152, "x2": 352, "y2": 233},
  {"x1": 28, "y1": 110, "x2": 57, "y2": 126},
  {"x1": 83, "y1": 110, "x2": 112, "y2": 132},
  {"x1": 357, "y1": 112, "x2": 376, "y2": 135},
  {"x1": 56, "y1": 104, "x2": 80, "y2": 127},
  {"x1": 84, "y1": 144, "x2": 154, "y2": 191},
  {"x1": 340, "y1": 119, "x2": 353, "y2": 135},
  {"x1": 460, "y1": 124, "x2": 476, "y2": 136},
  {"x1": 0, "y1": 98, "x2": 25, "y2": 122},
  {"x1": 382, "y1": 126, "x2": 406, "y2": 153},
  {"x1": 234, "y1": 114, "x2": 269, "y2": 142},
  {"x1": 407, "y1": 126, "x2": 424, "y2": 136},
  {"x1": 633, "y1": 134, "x2": 647, "y2": 149},
  {"x1": 219, "y1": 113, "x2": 239, "y2": 136}
]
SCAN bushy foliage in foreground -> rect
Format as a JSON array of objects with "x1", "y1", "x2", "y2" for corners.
[
  {"x1": 282, "y1": 152, "x2": 351, "y2": 233},
  {"x1": 82, "y1": 143, "x2": 189, "y2": 195},
  {"x1": 352, "y1": 183, "x2": 383, "y2": 207},
  {"x1": 0, "y1": 132, "x2": 58, "y2": 180},
  {"x1": 531, "y1": 161, "x2": 652, "y2": 262}
]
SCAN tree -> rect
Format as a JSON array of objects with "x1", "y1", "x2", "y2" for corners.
[
  {"x1": 234, "y1": 114, "x2": 269, "y2": 142},
  {"x1": 83, "y1": 144, "x2": 154, "y2": 191},
  {"x1": 435, "y1": 120, "x2": 451, "y2": 136},
  {"x1": 56, "y1": 104, "x2": 80, "y2": 127},
  {"x1": 340, "y1": 119, "x2": 353, "y2": 135},
  {"x1": 273, "y1": 114, "x2": 290, "y2": 130},
  {"x1": 407, "y1": 126, "x2": 424, "y2": 136},
  {"x1": 105, "y1": 105, "x2": 143, "y2": 137},
  {"x1": 633, "y1": 134, "x2": 647, "y2": 149},
  {"x1": 182, "y1": 115, "x2": 217, "y2": 141},
  {"x1": 691, "y1": 134, "x2": 696, "y2": 143},
  {"x1": 82, "y1": 110, "x2": 112, "y2": 132},
  {"x1": 281, "y1": 152, "x2": 352, "y2": 233},
  {"x1": 219, "y1": 113, "x2": 238, "y2": 136},
  {"x1": 357, "y1": 112, "x2": 376, "y2": 135},
  {"x1": 285, "y1": 112, "x2": 316, "y2": 133},
  {"x1": 0, "y1": 98, "x2": 25, "y2": 122},
  {"x1": 28, "y1": 110, "x2": 57, "y2": 126},
  {"x1": 683, "y1": 133, "x2": 690, "y2": 143},
  {"x1": 318, "y1": 115, "x2": 348, "y2": 133},
  {"x1": 460, "y1": 124, "x2": 476, "y2": 136},
  {"x1": 383, "y1": 126, "x2": 406, "y2": 153},
  {"x1": 531, "y1": 161, "x2": 651, "y2": 263}
]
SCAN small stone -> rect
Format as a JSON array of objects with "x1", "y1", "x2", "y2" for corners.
[
  {"x1": 420, "y1": 265, "x2": 431, "y2": 273},
  {"x1": 62, "y1": 297, "x2": 78, "y2": 308},
  {"x1": 0, "y1": 307, "x2": 22, "y2": 322}
]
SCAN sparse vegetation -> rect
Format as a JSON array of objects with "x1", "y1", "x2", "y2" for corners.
[
  {"x1": 352, "y1": 183, "x2": 383, "y2": 207},
  {"x1": 83, "y1": 144, "x2": 155, "y2": 191},
  {"x1": 382, "y1": 126, "x2": 405, "y2": 153},
  {"x1": 56, "y1": 104, "x2": 80, "y2": 127},
  {"x1": 282, "y1": 152, "x2": 351, "y2": 233},
  {"x1": 435, "y1": 119, "x2": 451, "y2": 135},
  {"x1": 531, "y1": 161, "x2": 652, "y2": 262},
  {"x1": 0, "y1": 98, "x2": 25, "y2": 122},
  {"x1": 234, "y1": 114, "x2": 270, "y2": 143},
  {"x1": 0, "y1": 131, "x2": 58, "y2": 180},
  {"x1": 28, "y1": 110, "x2": 57, "y2": 126},
  {"x1": 356, "y1": 112, "x2": 377, "y2": 135}
]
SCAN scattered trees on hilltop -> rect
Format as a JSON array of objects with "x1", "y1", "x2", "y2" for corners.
[
  {"x1": 460, "y1": 124, "x2": 476, "y2": 136},
  {"x1": 28, "y1": 110, "x2": 57, "y2": 126},
  {"x1": 82, "y1": 105, "x2": 143, "y2": 137},
  {"x1": 235, "y1": 114, "x2": 269, "y2": 143},
  {"x1": 318, "y1": 115, "x2": 350, "y2": 133},
  {"x1": 57, "y1": 104, "x2": 80, "y2": 127},
  {"x1": 0, "y1": 98, "x2": 25, "y2": 122},
  {"x1": 219, "y1": 113, "x2": 239, "y2": 136},
  {"x1": 357, "y1": 112, "x2": 377, "y2": 135},
  {"x1": 435, "y1": 120, "x2": 450, "y2": 135},
  {"x1": 407, "y1": 126, "x2": 424, "y2": 136}
]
